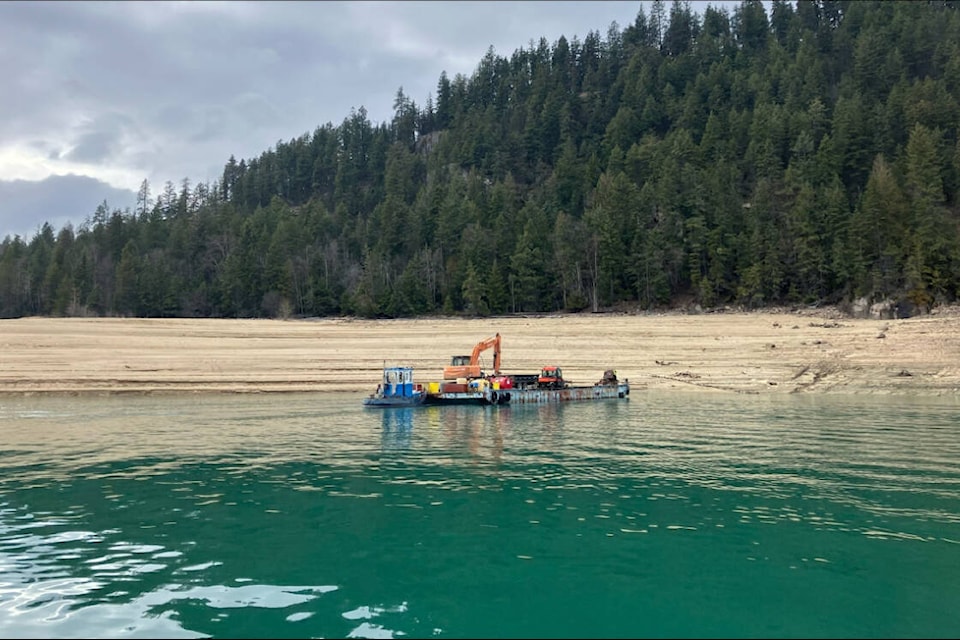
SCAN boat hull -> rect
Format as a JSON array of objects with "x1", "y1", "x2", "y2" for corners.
[
  {"x1": 503, "y1": 382, "x2": 629, "y2": 404},
  {"x1": 363, "y1": 393, "x2": 426, "y2": 408},
  {"x1": 424, "y1": 382, "x2": 629, "y2": 406},
  {"x1": 423, "y1": 392, "x2": 489, "y2": 406}
]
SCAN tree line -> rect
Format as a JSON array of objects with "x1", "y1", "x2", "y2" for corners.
[{"x1": 2, "y1": 0, "x2": 960, "y2": 319}]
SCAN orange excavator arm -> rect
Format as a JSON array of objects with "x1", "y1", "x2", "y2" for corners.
[
  {"x1": 470, "y1": 333, "x2": 501, "y2": 374},
  {"x1": 443, "y1": 333, "x2": 501, "y2": 379}
]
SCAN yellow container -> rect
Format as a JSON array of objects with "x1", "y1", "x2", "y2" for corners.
[
  {"x1": 492, "y1": 381, "x2": 500, "y2": 390},
  {"x1": 428, "y1": 382, "x2": 440, "y2": 394}
]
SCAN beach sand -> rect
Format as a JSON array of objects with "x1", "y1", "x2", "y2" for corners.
[{"x1": 1, "y1": 307, "x2": 959, "y2": 397}]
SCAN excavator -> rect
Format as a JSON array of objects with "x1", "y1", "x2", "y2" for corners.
[{"x1": 443, "y1": 333, "x2": 501, "y2": 380}]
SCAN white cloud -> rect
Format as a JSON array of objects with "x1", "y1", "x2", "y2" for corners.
[{"x1": 0, "y1": 144, "x2": 143, "y2": 190}]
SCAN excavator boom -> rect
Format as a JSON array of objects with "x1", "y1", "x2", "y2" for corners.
[{"x1": 443, "y1": 333, "x2": 501, "y2": 379}]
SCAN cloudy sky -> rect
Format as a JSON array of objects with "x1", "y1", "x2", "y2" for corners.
[{"x1": 0, "y1": 1, "x2": 730, "y2": 241}]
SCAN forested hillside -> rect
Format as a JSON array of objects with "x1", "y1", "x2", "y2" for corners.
[{"x1": 3, "y1": 0, "x2": 960, "y2": 319}]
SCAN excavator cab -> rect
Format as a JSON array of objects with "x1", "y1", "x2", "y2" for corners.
[{"x1": 450, "y1": 355, "x2": 471, "y2": 367}]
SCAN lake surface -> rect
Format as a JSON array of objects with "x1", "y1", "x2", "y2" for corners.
[{"x1": 1, "y1": 391, "x2": 959, "y2": 638}]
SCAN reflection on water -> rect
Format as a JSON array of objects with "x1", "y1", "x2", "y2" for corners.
[
  {"x1": 380, "y1": 409, "x2": 414, "y2": 451},
  {"x1": 1, "y1": 392, "x2": 959, "y2": 638}
]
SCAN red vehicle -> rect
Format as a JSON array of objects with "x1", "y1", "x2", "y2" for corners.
[{"x1": 537, "y1": 366, "x2": 565, "y2": 389}]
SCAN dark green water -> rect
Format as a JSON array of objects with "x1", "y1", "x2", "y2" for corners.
[{"x1": 1, "y1": 392, "x2": 959, "y2": 639}]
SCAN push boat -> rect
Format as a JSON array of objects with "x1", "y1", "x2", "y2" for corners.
[
  {"x1": 362, "y1": 334, "x2": 629, "y2": 407},
  {"x1": 362, "y1": 366, "x2": 426, "y2": 407}
]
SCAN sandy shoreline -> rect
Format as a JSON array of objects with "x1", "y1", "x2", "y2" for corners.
[{"x1": 1, "y1": 308, "x2": 959, "y2": 397}]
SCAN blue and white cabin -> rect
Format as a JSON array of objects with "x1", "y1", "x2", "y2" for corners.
[{"x1": 380, "y1": 366, "x2": 416, "y2": 397}]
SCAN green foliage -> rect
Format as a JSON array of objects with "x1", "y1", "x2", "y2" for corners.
[
  {"x1": 461, "y1": 261, "x2": 490, "y2": 316},
  {"x1": 509, "y1": 212, "x2": 549, "y2": 312},
  {"x1": 3, "y1": 0, "x2": 960, "y2": 318}
]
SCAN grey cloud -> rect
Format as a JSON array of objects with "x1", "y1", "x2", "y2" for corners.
[
  {"x1": 62, "y1": 112, "x2": 137, "y2": 164},
  {"x1": 232, "y1": 93, "x2": 281, "y2": 129},
  {"x1": 63, "y1": 130, "x2": 119, "y2": 163},
  {"x1": 189, "y1": 107, "x2": 230, "y2": 144},
  {"x1": 155, "y1": 104, "x2": 196, "y2": 132},
  {"x1": 23, "y1": 138, "x2": 62, "y2": 161},
  {"x1": 0, "y1": 175, "x2": 136, "y2": 240}
]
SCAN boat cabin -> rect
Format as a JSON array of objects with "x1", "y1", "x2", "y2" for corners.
[{"x1": 379, "y1": 366, "x2": 418, "y2": 398}]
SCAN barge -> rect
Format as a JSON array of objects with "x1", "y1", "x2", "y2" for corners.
[
  {"x1": 362, "y1": 334, "x2": 629, "y2": 407},
  {"x1": 422, "y1": 365, "x2": 629, "y2": 406}
]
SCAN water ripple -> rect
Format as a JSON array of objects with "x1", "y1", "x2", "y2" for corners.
[{"x1": 1, "y1": 392, "x2": 959, "y2": 637}]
